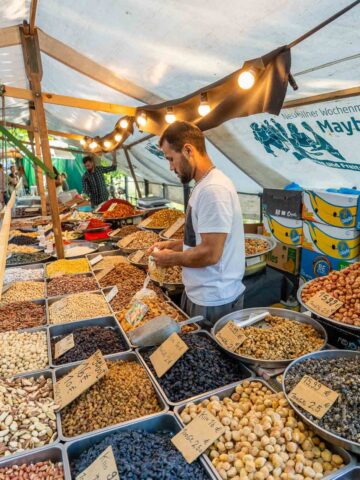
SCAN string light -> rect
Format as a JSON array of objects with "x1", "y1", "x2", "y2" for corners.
[
  {"x1": 119, "y1": 118, "x2": 129, "y2": 129},
  {"x1": 80, "y1": 138, "x2": 86, "y2": 146},
  {"x1": 114, "y1": 133, "x2": 123, "y2": 142},
  {"x1": 238, "y1": 69, "x2": 256, "y2": 89},
  {"x1": 136, "y1": 111, "x2": 147, "y2": 127},
  {"x1": 103, "y1": 140, "x2": 112, "y2": 149},
  {"x1": 89, "y1": 141, "x2": 98, "y2": 150},
  {"x1": 198, "y1": 92, "x2": 211, "y2": 117},
  {"x1": 165, "y1": 106, "x2": 176, "y2": 124}
]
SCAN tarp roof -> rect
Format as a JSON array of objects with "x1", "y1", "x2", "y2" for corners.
[{"x1": 1, "y1": 0, "x2": 359, "y2": 192}]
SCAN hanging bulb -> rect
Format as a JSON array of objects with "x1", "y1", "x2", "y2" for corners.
[
  {"x1": 198, "y1": 92, "x2": 211, "y2": 117},
  {"x1": 165, "y1": 106, "x2": 176, "y2": 124},
  {"x1": 103, "y1": 140, "x2": 112, "y2": 149},
  {"x1": 136, "y1": 111, "x2": 147, "y2": 127},
  {"x1": 119, "y1": 118, "x2": 129, "y2": 129},
  {"x1": 114, "y1": 133, "x2": 123, "y2": 142},
  {"x1": 238, "y1": 69, "x2": 256, "y2": 89},
  {"x1": 89, "y1": 141, "x2": 98, "y2": 150},
  {"x1": 80, "y1": 138, "x2": 86, "y2": 146}
]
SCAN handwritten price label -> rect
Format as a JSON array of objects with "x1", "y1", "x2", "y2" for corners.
[
  {"x1": 54, "y1": 334, "x2": 75, "y2": 359},
  {"x1": 172, "y1": 410, "x2": 225, "y2": 463},
  {"x1": 306, "y1": 290, "x2": 343, "y2": 317},
  {"x1": 163, "y1": 217, "x2": 185, "y2": 238},
  {"x1": 105, "y1": 286, "x2": 118, "y2": 303},
  {"x1": 119, "y1": 235, "x2": 134, "y2": 248},
  {"x1": 216, "y1": 321, "x2": 246, "y2": 351},
  {"x1": 76, "y1": 445, "x2": 119, "y2": 480},
  {"x1": 150, "y1": 332, "x2": 188, "y2": 378},
  {"x1": 89, "y1": 255, "x2": 103, "y2": 266},
  {"x1": 54, "y1": 350, "x2": 108, "y2": 410},
  {"x1": 288, "y1": 374, "x2": 339, "y2": 419}
]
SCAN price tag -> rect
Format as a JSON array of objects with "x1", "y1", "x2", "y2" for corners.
[
  {"x1": 109, "y1": 228, "x2": 121, "y2": 237},
  {"x1": 119, "y1": 235, "x2": 134, "y2": 248},
  {"x1": 105, "y1": 286, "x2": 118, "y2": 303},
  {"x1": 108, "y1": 203, "x2": 117, "y2": 212},
  {"x1": 89, "y1": 254, "x2": 103, "y2": 266},
  {"x1": 96, "y1": 265, "x2": 115, "y2": 281},
  {"x1": 288, "y1": 374, "x2": 339, "y2": 419},
  {"x1": 54, "y1": 334, "x2": 75, "y2": 359},
  {"x1": 76, "y1": 445, "x2": 119, "y2": 480},
  {"x1": 163, "y1": 217, "x2": 185, "y2": 238},
  {"x1": 246, "y1": 256, "x2": 261, "y2": 266},
  {"x1": 150, "y1": 332, "x2": 188, "y2": 378},
  {"x1": 125, "y1": 300, "x2": 148, "y2": 326},
  {"x1": 140, "y1": 216, "x2": 153, "y2": 228},
  {"x1": 216, "y1": 321, "x2": 246, "y2": 351},
  {"x1": 132, "y1": 250, "x2": 145, "y2": 263},
  {"x1": 54, "y1": 350, "x2": 108, "y2": 410},
  {"x1": 306, "y1": 290, "x2": 343, "y2": 317},
  {"x1": 172, "y1": 410, "x2": 225, "y2": 464},
  {"x1": 79, "y1": 221, "x2": 90, "y2": 231}
]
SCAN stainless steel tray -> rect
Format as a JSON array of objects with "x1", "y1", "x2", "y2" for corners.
[
  {"x1": 6, "y1": 252, "x2": 52, "y2": 267},
  {"x1": 65, "y1": 412, "x2": 215, "y2": 480},
  {"x1": 245, "y1": 233, "x2": 277, "y2": 258},
  {"x1": 45, "y1": 271, "x2": 100, "y2": 298},
  {"x1": 48, "y1": 315, "x2": 131, "y2": 367},
  {"x1": 44, "y1": 258, "x2": 92, "y2": 279},
  {"x1": 211, "y1": 307, "x2": 328, "y2": 368},
  {"x1": 136, "y1": 330, "x2": 253, "y2": 407},
  {"x1": 1, "y1": 298, "x2": 48, "y2": 333},
  {"x1": 2, "y1": 278, "x2": 47, "y2": 303},
  {"x1": 332, "y1": 467, "x2": 360, "y2": 479},
  {"x1": 52, "y1": 240, "x2": 99, "y2": 259},
  {"x1": 54, "y1": 351, "x2": 169, "y2": 442},
  {"x1": 283, "y1": 349, "x2": 360, "y2": 454},
  {"x1": 297, "y1": 282, "x2": 360, "y2": 332},
  {"x1": 174, "y1": 378, "x2": 355, "y2": 480},
  {"x1": 86, "y1": 249, "x2": 129, "y2": 272},
  {"x1": 4, "y1": 262, "x2": 45, "y2": 283}
]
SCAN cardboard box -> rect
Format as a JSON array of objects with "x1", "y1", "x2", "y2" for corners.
[
  {"x1": 302, "y1": 190, "x2": 360, "y2": 229},
  {"x1": 263, "y1": 214, "x2": 303, "y2": 246},
  {"x1": 266, "y1": 242, "x2": 301, "y2": 275},
  {"x1": 300, "y1": 248, "x2": 352, "y2": 282},
  {"x1": 302, "y1": 220, "x2": 360, "y2": 261},
  {"x1": 263, "y1": 189, "x2": 303, "y2": 220}
]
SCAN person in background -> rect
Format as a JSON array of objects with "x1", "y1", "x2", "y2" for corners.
[
  {"x1": 81, "y1": 155, "x2": 117, "y2": 208},
  {"x1": 17, "y1": 165, "x2": 29, "y2": 194},
  {"x1": 149, "y1": 121, "x2": 245, "y2": 329},
  {"x1": 8, "y1": 165, "x2": 19, "y2": 194},
  {"x1": 53, "y1": 166, "x2": 64, "y2": 195},
  {"x1": 0, "y1": 164, "x2": 6, "y2": 205},
  {"x1": 61, "y1": 172, "x2": 70, "y2": 191}
]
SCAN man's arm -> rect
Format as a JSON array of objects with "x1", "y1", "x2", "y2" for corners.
[
  {"x1": 82, "y1": 176, "x2": 90, "y2": 196},
  {"x1": 98, "y1": 163, "x2": 117, "y2": 173},
  {"x1": 149, "y1": 239, "x2": 183, "y2": 253}
]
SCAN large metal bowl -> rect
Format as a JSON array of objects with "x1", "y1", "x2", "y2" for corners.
[
  {"x1": 52, "y1": 240, "x2": 99, "y2": 259},
  {"x1": 245, "y1": 233, "x2": 276, "y2": 259},
  {"x1": 212, "y1": 307, "x2": 328, "y2": 368},
  {"x1": 297, "y1": 282, "x2": 360, "y2": 332},
  {"x1": 283, "y1": 349, "x2": 360, "y2": 454}
]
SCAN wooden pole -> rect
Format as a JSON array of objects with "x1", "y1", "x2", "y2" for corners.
[
  {"x1": 124, "y1": 148, "x2": 141, "y2": 199},
  {"x1": 29, "y1": 105, "x2": 47, "y2": 216},
  {"x1": 20, "y1": 24, "x2": 64, "y2": 258},
  {"x1": 0, "y1": 190, "x2": 16, "y2": 301}
]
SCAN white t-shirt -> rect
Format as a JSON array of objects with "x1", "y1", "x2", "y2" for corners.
[{"x1": 183, "y1": 168, "x2": 245, "y2": 306}]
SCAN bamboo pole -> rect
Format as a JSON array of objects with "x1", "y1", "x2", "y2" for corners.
[{"x1": 0, "y1": 190, "x2": 16, "y2": 301}]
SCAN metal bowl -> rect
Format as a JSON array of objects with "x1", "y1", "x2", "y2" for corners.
[
  {"x1": 159, "y1": 228, "x2": 183, "y2": 241},
  {"x1": 128, "y1": 250, "x2": 149, "y2": 269},
  {"x1": 212, "y1": 307, "x2": 328, "y2": 368},
  {"x1": 6, "y1": 252, "x2": 52, "y2": 267},
  {"x1": 245, "y1": 233, "x2": 276, "y2": 259},
  {"x1": 297, "y1": 282, "x2": 360, "y2": 332},
  {"x1": 283, "y1": 349, "x2": 360, "y2": 454},
  {"x1": 52, "y1": 241, "x2": 99, "y2": 259}
]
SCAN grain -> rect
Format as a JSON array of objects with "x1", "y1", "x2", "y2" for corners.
[
  {"x1": 49, "y1": 292, "x2": 110, "y2": 324},
  {"x1": 46, "y1": 259, "x2": 90, "y2": 278},
  {"x1": 0, "y1": 302, "x2": 46, "y2": 333},
  {"x1": 1, "y1": 281, "x2": 45, "y2": 304}
]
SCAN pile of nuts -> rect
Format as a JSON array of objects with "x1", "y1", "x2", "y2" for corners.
[
  {"x1": 0, "y1": 461, "x2": 64, "y2": 478},
  {"x1": 6, "y1": 252, "x2": 49, "y2": 267},
  {"x1": 285, "y1": 355, "x2": 360, "y2": 444},
  {"x1": 46, "y1": 259, "x2": 90, "y2": 278},
  {"x1": 0, "y1": 375, "x2": 58, "y2": 457},
  {"x1": 301, "y1": 262, "x2": 360, "y2": 326},
  {"x1": 60, "y1": 359, "x2": 162, "y2": 437},
  {"x1": 223, "y1": 316, "x2": 324, "y2": 360},
  {"x1": 245, "y1": 238, "x2": 269, "y2": 256},
  {"x1": 180, "y1": 380, "x2": 345, "y2": 480},
  {"x1": 1, "y1": 281, "x2": 45, "y2": 304},
  {"x1": 144, "y1": 209, "x2": 184, "y2": 229},
  {"x1": 118, "y1": 230, "x2": 158, "y2": 250},
  {"x1": 0, "y1": 301, "x2": 46, "y2": 332},
  {"x1": 7, "y1": 245, "x2": 39, "y2": 254},
  {"x1": 49, "y1": 292, "x2": 110, "y2": 324},
  {"x1": 0, "y1": 331, "x2": 48, "y2": 377},
  {"x1": 103, "y1": 203, "x2": 139, "y2": 219},
  {"x1": 4, "y1": 267, "x2": 43, "y2": 284},
  {"x1": 115, "y1": 225, "x2": 139, "y2": 238},
  {"x1": 47, "y1": 274, "x2": 98, "y2": 297},
  {"x1": 128, "y1": 250, "x2": 150, "y2": 266},
  {"x1": 91, "y1": 255, "x2": 128, "y2": 271},
  {"x1": 162, "y1": 225, "x2": 184, "y2": 240},
  {"x1": 150, "y1": 265, "x2": 182, "y2": 285}
]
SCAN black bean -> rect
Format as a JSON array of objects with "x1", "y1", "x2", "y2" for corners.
[{"x1": 9, "y1": 235, "x2": 38, "y2": 245}]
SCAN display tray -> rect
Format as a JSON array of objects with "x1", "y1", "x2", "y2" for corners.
[
  {"x1": 45, "y1": 271, "x2": 101, "y2": 297},
  {"x1": 47, "y1": 315, "x2": 131, "y2": 368},
  {"x1": 97, "y1": 212, "x2": 145, "y2": 222},
  {"x1": 174, "y1": 378, "x2": 354, "y2": 480},
  {"x1": 0, "y1": 298, "x2": 48, "y2": 333},
  {"x1": 297, "y1": 282, "x2": 360, "y2": 332},
  {"x1": 2, "y1": 278, "x2": 46, "y2": 303},
  {"x1": 4, "y1": 262, "x2": 45, "y2": 280},
  {"x1": 6, "y1": 252, "x2": 53, "y2": 267},
  {"x1": 283, "y1": 349, "x2": 360, "y2": 454},
  {"x1": 332, "y1": 467, "x2": 360, "y2": 479},
  {"x1": 159, "y1": 228, "x2": 184, "y2": 240},
  {"x1": 149, "y1": 274, "x2": 183, "y2": 290},
  {"x1": 245, "y1": 233, "x2": 277, "y2": 259},
  {"x1": 211, "y1": 307, "x2": 327, "y2": 369},
  {"x1": 54, "y1": 351, "x2": 169, "y2": 442},
  {"x1": 51, "y1": 240, "x2": 99, "y2": 259},
  {"x1": 86, "y1": 250, "x2": 129, "y2": 272}
]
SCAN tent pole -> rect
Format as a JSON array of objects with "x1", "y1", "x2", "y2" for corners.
[
  {"x1": 28, "y1": 105, "x2": 47, "y2": 216},
  {"x1": 124, "y1": 148, "x2": 141, "y2": 199}
]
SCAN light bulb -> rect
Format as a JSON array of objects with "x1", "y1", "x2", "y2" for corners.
[
  {"x1": 80, "y1": 138, "x2": 86, "y2": 146},
  {"x1": 114, "y1": 133, "x2": 122, "y2": 142},
  {"x1": 137, "y1": 112, "x2": 147, "y2": 127},
  {"x1": 89, "y1": 141, "x2": 98, "y2": 150},
  {"x1": 238, "y1": 70, "x2": 255, "y2": 89},
  {"x1": 119, "y1": 118, "x2": 129, "y2": 129},
  {"x1": 165, "y1": 107, "x2": 176, "y2": 124},
  {"x1": 103, "y1": 140, "x2": 112, "y2": 149},
  {"x1": 198, "y1": 103, "x2": 211, "y2": 117}
]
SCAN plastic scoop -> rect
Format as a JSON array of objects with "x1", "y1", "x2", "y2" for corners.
[
  {"x1": 128, "y1": 315, "x2": 203, "y2": 347},
  {"x1": 236, "y1": 310, "x2": 270, "y2": 328}
]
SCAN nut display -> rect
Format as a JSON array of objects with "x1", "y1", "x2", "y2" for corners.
[
  {"x1": 70, "y1": 429, "x2": 208, "y2": 480},
  {"x1": 51, "y1": 325, "x2": 128, "y2": 365},
  {"x1": 220, "y1": 315, "x2": 324, "y2": 360},
  {"x1": 128, "y1": 250, "x2": 150, "y2": 266},
  {"x1": 0, "y1": 302, "x2": 46, "y2": 333},
  {"x1": 118, "y1": 230, "x2": 158, "y2": 250},
  {"x1": 141, "y1": 333, "x2": 250, "y2": 403},
  {"x1": 144, "y1": 209, "x2": 184, "y2": 229},
  {"x1": 46, "y1": 259, "x2": 90, "y2": 278},
  {"x1": 60, "y1": 359, "x2": 162, "y2": 437},
  {"x1": 103, "y1": 203, "x2": 139, "y2": 219},
  {"x1": 1, "y1": 281, "x2": 45, "y2": 304},
  {"x1": 47, "y1": 274, "x2": 98, "y2": 297},
  {"x1": 4, "y1": 267, "x2": 43, "y2": 284},
  {"x1": 0, "y1": 460, "x2": 64, "y2": 479},
  {"x1": 10, "y1": 230, "x2": 38, "y2": 238},
  {"x1": 115, "y1": 225, "x2": 139, "y2": 238},
  {"x1": 150, "y1": 265, "x2": 182, "y2": 285},
  {"x1": 91, "y1": 255, "x2": 129, "y2": 270},
  {"x1": 6, "y1": 252, "x2": 50, "y2": 267},
  {"x1": 284, "y1": 355, "x2": 360, "y2": 444},
  {"x1": 0, "y1": 331, "x2": 48, "y2": 377},
  {"x1": 7, "y1": 245, "x2": 39, "y2": 254},
  {"x1": 245, "y1": 237, "x2": 269, "y2": 256},
  {"x1": 9, "y1": 235, "x2": 38, "y2": 246},
  {"x1": 0, "y1": 375, "x2": 58, "y2": 457},
  {"x1": 180, "y1": 380, "x2": 345, "y2": 480},
  {"x1": 49, "y1": 292, "x2": 110, "y2": 324},
  {"x1": 163, "y1": 225, "x2": 184, "y2": 240},
  {"x1": 301, "y1": 263, "x2": 360, "y2": 326}
]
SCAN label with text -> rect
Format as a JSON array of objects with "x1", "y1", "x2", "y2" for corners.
[
  {"x1": 54, "y1": 334, "x2": 75, "y2": 359},
  {"x1": 150, "y1": 332, "x2": 188, "y2": 378},
  {"x1": 125, "y1": 300, "x2": 148, "y2": 327},
  {"x1": 132, "y1": 250, "x2": 145, "y2": 263},
  {"x1": 163, "y1": 217, "x2": 185, "y2": 238},
  {"x1": 79, "y1": 221, "x2": 90, "y2": 231},
  {"x1": 76, "y1": 445, "x2": 119, "y2": 480},
  {"x1": 306, "y1": 290, "x2": 343, "y2": 317},
  {"x1": 89, "y1": 255, "x2": 103, "y2": 266},
  {"x1": 105, "y1": 286, "x2": 118, "y2": 303},
  {"x1": 216, "y1": 321, "x2": 246, "y2": 351}
]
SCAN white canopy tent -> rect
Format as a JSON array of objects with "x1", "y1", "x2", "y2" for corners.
[{"x1": 0, "y1": 0, "x2": 359, "y2": 195}]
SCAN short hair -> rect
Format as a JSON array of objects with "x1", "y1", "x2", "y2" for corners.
[
  {"x1": 82, "y1": 155, "x2": 94, "y2": 165},
  {"x1": 159, "y1": 121, "x2": 206, "y2": 155}
]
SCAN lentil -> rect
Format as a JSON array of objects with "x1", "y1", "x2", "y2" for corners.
[
  {"x1": 46, "y1": 259, "x2": 90, "y2": 278},
  {"x1": 284, "y1": 356, "x2": 360, "y2": 444},
  {"x1": 9, "y1": 235, "x2": 38, "y2": 246},
  {"x1": 6, "y1": 252, "x2": 49, "y2": 266},
  {"x1": 0, "y1": 301, "x2": 46, "y2": 332},
  {"x1": 60, "y1": 360, "x2": 162, "y2": 437},
  {"x1": 49, "y1": 292, "x2": 110, "y2": 324},
  {"x1": 4, "y1": 267, "x2": 43, "y2": 284},
  {"x1": 0, "y1": 460, "x2": 64, "y2": 479},
  {"x1": 47, "y1": 274, "x2": 98, "y2": 297},
  {"x1": 118, "y1": 230, "x2": 158, "y2": 250},
  {"x1": 1, "y1": 281, "x2": 45, "y2": 304},
  {"x1": 181, "y1": 380, "x2": 345, "y2": 480}
]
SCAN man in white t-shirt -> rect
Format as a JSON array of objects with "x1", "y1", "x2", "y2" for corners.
[{"x1": 150, "y1": 121, "x2": 245, "y2": 328}]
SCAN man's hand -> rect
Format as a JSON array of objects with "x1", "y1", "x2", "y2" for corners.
[
  {"x1": 151, "y1": 248, "x2": 179, "y2": 267},
  {"x1": 148, "y1": 239, "x2": 182, "y2": 254}
]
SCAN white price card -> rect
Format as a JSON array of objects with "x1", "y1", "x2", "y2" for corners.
[
  {"x1": 89, "y1": 255, "x2": 103, "y2": 266},
  {"x1": 105, "y1": 286, "x2": 118, "y2": 303}
]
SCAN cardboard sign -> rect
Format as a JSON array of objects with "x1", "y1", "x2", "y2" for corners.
[
  {"x1": 105, "y1": 286, "x2": 118, "y2": 303},
  {"x1": 140, "y1": 216, "x2": 153, "y2": 228},
  {"x1": 306, "y1": 290, "x2": 343, "y2": 317},
  {"x1": 108, "y1": 202, "x2": 117, "y2": 212},
  {"x1": 54, "y1": 350, "x2": 108, "y2": 410},
  {"x1": 163, "y1": 217, "x2": 185, "y2": 238},
  {"x1": 172, "y1": 410, "x2": 225, "y2": 463},
  {"x1": 119, "y1": 235, "x2": 134, "y2": 248},
  {"x1": 89, "y1": 254, "x2": 103, "y2": 266},
  {"x1": 132, "y1": 250, "x2": 145, "y2": 263},
  {"x1": 150, "y1": 332, "x2": 188, "y2": 378},
  {"x1": 125, "y1": 300, "x2": 148, "y2": 326},
  {"x1": 288, "y1": 374, "x2": 339, "y2": 419},
  {"x1": 96, "y1": 265, "x2": 115, "y2": 281},
  {"x1": 54, "y1": 334, "x2": 75, "y2": 360},
  {"x1": 109, "y1": 228, "x2": 121, "y2": 237},
  {"x1": 216, "y1": 321, "x2": 246, "y2": 351},
  {"x1": 76, "y1": 446, "x2": 119, "y2": 480}
]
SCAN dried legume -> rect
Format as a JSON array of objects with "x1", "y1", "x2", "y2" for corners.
[
  {"x1": 1, "y1": 281, "x2": 45, "y2": 304},
  {"x1": 0, "y1": 301, "x2": 46, "y2": 332},
  {"x1": 118, "y1": 230, "x2": 158, "y2": 250},
  {"x1": 6, "y1": 252, "x2": 49, "y2": 266},
  {"x1": 49, "y1": 292, "x2": 110, "y2": 324},
  {"x1": 145, "y1": 209, "x2": 184, "y2": 229},
  {"x1": 47, "y1": 274, "x2": 98, "y2": 297},
  {"x1": 0, "y1": 460, "x2": 64, "y2": 479},
  {"x1": 46, "y1": 259, "x2": 90, "y2": 278}
]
